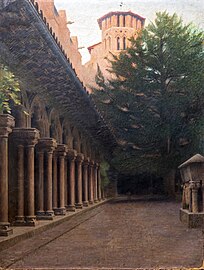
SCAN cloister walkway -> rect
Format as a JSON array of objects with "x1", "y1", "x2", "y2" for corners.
[{"x1": 0, "y1": 198, "x2": 202, "y2": 269}]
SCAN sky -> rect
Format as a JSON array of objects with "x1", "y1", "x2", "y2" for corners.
[{"x1": 54, "y1": 0, "x2": 204, "y2": 64}]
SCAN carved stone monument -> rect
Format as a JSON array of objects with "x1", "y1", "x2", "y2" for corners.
[{"x1": 179, "y1": 154, "x2": 204, "y2": 228}]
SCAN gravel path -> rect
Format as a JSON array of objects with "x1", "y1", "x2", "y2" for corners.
[{"x1": 0, "y1": 199, "x2": 202, "y2": 269}]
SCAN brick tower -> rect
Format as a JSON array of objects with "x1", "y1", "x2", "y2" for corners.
[{"x1": 84, "y1": 11, "x2": 145, "y2": 89}]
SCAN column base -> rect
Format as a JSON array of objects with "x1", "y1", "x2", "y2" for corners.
[
  {"x1": 75, "y1": 203, "x2": 83, "y2": 209},
  {"x1": 14, "y1": 216, "x2": 26, "y2": 226},
  {"x1": 36, "y1": 211, "x2": 54, "y2": 221},
  {"x1": 36, "y1": 211, "x2": 45, "y2": 216},
  {"x1": 67, "y1": 205, "x2": 76, "y2": 212},
  {"x1": 94, "y1": 199, "x2": 99, "y2": 203},
  {"x1": 83, "y1": 201, "x2": 89, "y2": 207},
  {"x1": 25, "y1": 216, "x2": 37, "y2": 226},
  {"x1": 89, "y1": 200, "x2": 94, "y2": 205},
  {"x1": 54, "y1": 207, "x2": 66, "y2": 215},
  {"x1": 0, "y1": 223, "x2": 13, "y2": 237}
]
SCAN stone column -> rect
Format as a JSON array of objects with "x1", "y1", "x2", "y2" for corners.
[
  {"x1": 52, "y1": 153, "x2": 58, "y2": 212},
  {"x1": 36, "y1": 151, "x2": 44, "y2": 217},
  {"x1": 75, "y1": 153, "x2": 84, "y2": 209},
  {"x1": 67, "y1": 149, "x2": 77, "y2": 211},
  {"x1": 97, "y1": 164, "x2": 102, "y2": 201},
  {"x1": 15, "y1": 145, "x2": 25, "y2": 225},
  {"x1": 88, "y1": 160, "x2": 94, "y2": 204},
  {"x1": 101, "y1": 188, "x2": 105, "y2": 200},
  {"x1": 54, "y1": 145, "x2": 67, "y2": 215},
  {"x1": 0, "y1": 114, "x2": 15, "y2": 236},
  {"x1": 64, "y1": 155, "x2": 68, "y2": 209},
  {"x1": 11, "y1": 128, "x2": 39, "y2": 226},
  {"x1": 202, "y1": 183, "x2": 204, "y2": 212},
  {"x1": 94, "y1": 163, "x2": 99, "y2": 203},
  {"x1": 46, "y1": 151, "x2": 54, "y2": 216},
  {"x1": 181, "y1": 183, "x2": 186, "y2": 209},
  {"x1": 26, "y1": 144, "x2": 36, "y2": 225},
  {"x1": 36, "y1": 138, "x2": 57, "y2": 220},
  {"x1": 191, "y1": 181, "x2": 199, "y2": 213},
  {"x1": 82, "y1": 158, "x2": 89, "y2": 207}
]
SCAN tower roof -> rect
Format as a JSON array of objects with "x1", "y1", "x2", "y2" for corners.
[{"x1": 97, "y1": 11, "x2": 145, "y2": 29}]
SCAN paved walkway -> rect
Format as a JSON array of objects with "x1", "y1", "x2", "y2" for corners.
[{"x1": 0, "y1": 199, "x2": 202, "y2": 269}]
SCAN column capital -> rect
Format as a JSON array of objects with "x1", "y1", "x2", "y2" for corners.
[
  {"x1": 0, "y1": 114, "x2": 15, "y2": 137},
  {"x1": 67, "y1": 149, "x2": 77, "y2": 161},
  {"x1": 89, "y1": 160, "x2": 95, "y2": 167},
  {"x1": 83, "y1": 157, "x2": 90, "y2": 167},
  {"x1": 55, "y1": 144, "x2": 67, "y2": 157},
  {"x1": 190, "y1": 181, "x2": 200, "y2": 190},
  {"x1": 36, "y1": 138, "x2": 57, "y2": 153},
  {"x1": 94, "y1": 162, "x2": 99, "y2": 169},
  {"x1": 76, "y1": 153, "x2": 84, "y2": 164},
  {"x1": 12, "y1": 128, "x2": 40, "y2": 146}
]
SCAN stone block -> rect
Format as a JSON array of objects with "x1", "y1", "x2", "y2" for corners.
[{"x1": 180, "y1": 208, "x2": 204, "y2": 228}]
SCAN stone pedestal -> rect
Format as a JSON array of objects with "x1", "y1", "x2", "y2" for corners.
[
  {"x1": 82, "y1": 158, "x2": 89, "y2": 207},
  {"x1": 12, "y1": 128, "x2": 39, "y2": 226},
  {"x1": 88, "y1": 160, "x2": 94, "y2": 204},
  {"x1": 75, "y1": 153, "x2": 84, "y2": 209},
  {"x1": 54, "y1": 145, "x2": 67, "y2": 215},
  {"x1": 67, "y1": 149, "x2": 77, "y2": 212},
  {"x1": 36, "y1": 138, "x2": 57, "y2": 220},
  {"x1": 0, "y1": 114, "x2": 15, "y2": 236},
  {"x1": 180, "y1": 208, "x2": 204, "y2": 228}
]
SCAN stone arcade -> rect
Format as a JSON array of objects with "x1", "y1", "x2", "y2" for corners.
[{"x1": 0, "y1": 0, "x2": 116, "y2": 236}]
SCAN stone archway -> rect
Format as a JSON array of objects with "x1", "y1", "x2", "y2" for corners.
[
  {"x1": 30, "y1": 95, "x2": 49, "y2": 137},
  {"x1": 48, "y1": 109, "x2": 62, "y2": 143}
]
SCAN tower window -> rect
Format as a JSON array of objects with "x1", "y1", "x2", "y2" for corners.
[
  {"x1": 123, "y1": 15, "x2": 126, "y2": 27},
  {"x1": 117, "y1": 15, "x2": 120, "y2": 27},
  {"x1": 117, "y1": 37, "x2": 120, "y2": 50},
  {"x1": 123, "y1": 37, "x2": 126, "y2": 50}
]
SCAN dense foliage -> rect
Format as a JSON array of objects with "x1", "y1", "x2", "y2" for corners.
[
  {"x1": 0, "y1": 64, "x2": 21, "y2": 113},
  {"x1": 93, "y1": 12, "x2": 204, "y2": 177},
  {"x1": 100, "y1": 161, "x2": 110, "y2": 188}
]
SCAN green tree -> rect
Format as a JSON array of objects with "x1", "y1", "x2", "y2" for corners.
[
  {"x1": 92, "y1": 12, "x2": 204, "y2": 178},
  {"x1": 0, "y1": 64, "x2": 21, "y2": 113}
]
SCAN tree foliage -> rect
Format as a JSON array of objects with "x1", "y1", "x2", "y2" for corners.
[
  {"x1": 100, "y1": 161, "x2": 110, "y2": 188},
  {"x1": 92, "y1": 12, "x2": 204, "y2": 177},
  {"x1": 0, "y1": 64, "x2": 21, "y2": 113}
]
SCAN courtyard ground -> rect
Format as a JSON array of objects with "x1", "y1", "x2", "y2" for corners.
[{"x1": 0, "y1": 198, "x2": 202, "y2": 269}]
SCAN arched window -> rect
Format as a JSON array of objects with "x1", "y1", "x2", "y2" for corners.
[
  {"x1": 123, "y1": 37, "x2": 126, "y2": 50},
  {"x1": 117, "y1": 15, "x2": 120, "y2": 27},
  {"x1": 123, "y1": 15, "x2": 126, "y2": 27},
  {"x1": 109, "y1": 37, "x2": 111, "y2": 49},
  {"x1": 117, "y1": 37, "x2": 120, "y2": 50}
]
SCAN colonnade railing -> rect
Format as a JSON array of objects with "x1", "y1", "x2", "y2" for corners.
[{"x1": 0, "y1": 115, "x2": 104, "y2": 236}]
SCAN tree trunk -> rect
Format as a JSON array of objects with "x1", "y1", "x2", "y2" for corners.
[{"x1": 164, "y1": 169, "x2": 176, "y2": 197}]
